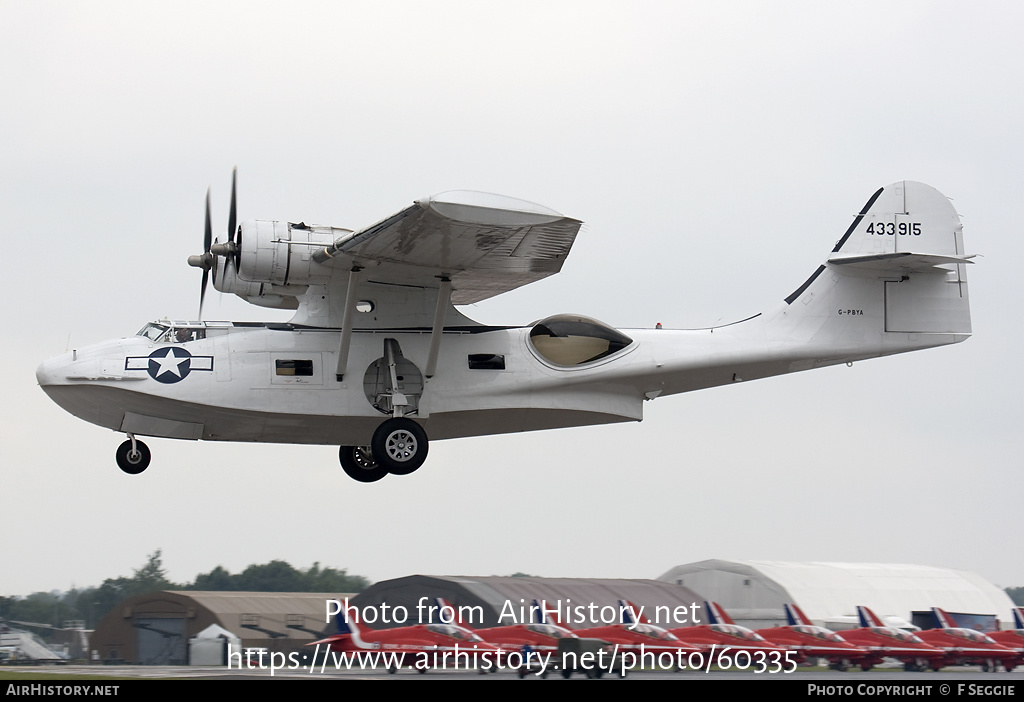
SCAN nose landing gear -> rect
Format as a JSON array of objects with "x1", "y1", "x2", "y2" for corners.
[{"x1": 116, "y1": 435, "x2": 151, "y2": 474}]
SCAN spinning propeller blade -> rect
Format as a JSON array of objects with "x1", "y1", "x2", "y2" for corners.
[
  {"x1": 199, "y1": 189, "x2": 212, "y2": 319},
  {"x1": 190, "y1": 170, "x2": 241, "y2": 320},
  {"x1": 228, "y1": 167, "x2": 238, "y2": 270}
]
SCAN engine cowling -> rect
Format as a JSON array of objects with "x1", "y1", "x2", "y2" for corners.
[{"x1": 236, "y1": 220, "x2": 340, "y2": 287}]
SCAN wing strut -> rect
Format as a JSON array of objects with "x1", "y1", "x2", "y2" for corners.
[
  {"x1": 425, "y1": 278, "x2": 452, "y2": 378},
  {"x1": 335, "y1": 266, "x2": 363, "y2": 381}
]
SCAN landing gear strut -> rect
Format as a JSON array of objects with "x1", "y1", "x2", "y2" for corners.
[
  {"x1": 116, "y1": 436, "x2": 151, "y2": 474},
  {"x1": 339, "y1": 445, "x2": 389, "y2": 483}
]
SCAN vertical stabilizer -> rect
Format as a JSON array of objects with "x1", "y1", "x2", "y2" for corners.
[
  {"x1": 785, "y1": 603, "x2": 814, "y2": 627},
  {"x1": 705, "y1": 601, "x2": 736, "y2": 626},
  {"x1": 856, "y1": 605, "x2": 885, "y2": 628},
  {"x1": 779, "y1": 181, "x2": 973, "y2": 354}
]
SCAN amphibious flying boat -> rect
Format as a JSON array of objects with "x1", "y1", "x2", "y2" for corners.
[{"x1": 37, "y1": 176, "x2": 974, "y2": 481}]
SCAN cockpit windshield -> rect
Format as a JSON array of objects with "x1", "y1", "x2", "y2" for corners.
[
  {"x1": 946, "y1": 628, "x2": 996, "y2": 644},
  {"x1": 632, "y1": 623, "x2": 679, "y2": 641},
  {"x1": 137, "y1": 323, "x2": 169, "y2": 342},
  {"x1": 137, "y1": 322, "x2": 206, "y2": 344},
  {"x1": 525, "y1": 623, "x2": 577, "y2": 640},
  {"x1": 425, "y1": 624, "x2": 485, "y2": 642},
  {"x1": 793, "y1": 625, "x2": 846, "y2": 642},
  {"x1": 871, "y1": 627, "x2": 925, "y2": 643},
  {"x1": 710, "y1": 624, "x2": 766, "y2": 641}
]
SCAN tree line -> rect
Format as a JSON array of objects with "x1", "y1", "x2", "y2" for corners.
[{"x1": 0, "y1": 550, "x2": 369, "y2": 636}]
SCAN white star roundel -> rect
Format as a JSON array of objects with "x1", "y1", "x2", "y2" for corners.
[{"x1": 147, "y1": 347, "x2": 193, "y2": 383}]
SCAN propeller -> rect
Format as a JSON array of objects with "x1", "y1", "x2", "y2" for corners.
[{"x1": 188, "y1": 168, "x2": 240, "y2": 319}]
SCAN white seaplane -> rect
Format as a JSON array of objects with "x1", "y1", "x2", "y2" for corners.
[{"x1": 37, "y1": 175, "x2": 973, "y2": 482}]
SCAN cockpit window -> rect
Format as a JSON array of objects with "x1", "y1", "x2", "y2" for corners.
[
  {"x1": 632, "y1": 623, "x2": 678, "y2": 641},
  {"x1": 137, "y1": 323, "x2": 169, "y2": 342},
  {"x1": 137, "y1": 323, "x2": 205, "y2": 344},
  {"x1": 529, "y1": 315, "x2": 633, "y2": 367},
  {"x1": 794, "y1": 625, "x2": 845, "y2": 642},
  {"x1": 526, "y1": 623, "x2": 576, "y2": 640},
  {"x1": 425, "y1": 624, "x2": 484, "y2": 642},
  {"x1": 711, "y1": 624, "x2": 766, "y2": 641}
]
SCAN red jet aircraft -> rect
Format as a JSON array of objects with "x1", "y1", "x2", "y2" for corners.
[
  {"x1": 990, "y1": 607, "x2": 1024, "y2": 672},
  {"x1": 668, "y1": 601, "x2": 794, "y2": 671},
  {"x1": 311, "y1": 603, "x2": 501, "y2": 674},
  {"x1": 755, "y1": 603, "x2": 868, "y2": 670},
  {"x1": 916, "y1": 607, "x2": 1017, "y2": 672},
  {"x1": 544, "y1": 599, "x2": 702, "y2": 666},
  {"x1": 838, "y1": 605, "x2": 944, "y2": 671},
  {"x1": 433, "y1": 597, "x2": 577, "y2": 675}
]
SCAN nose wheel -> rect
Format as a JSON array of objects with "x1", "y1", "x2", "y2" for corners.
[
  {"x1": 372, "y1": 418, "x2": 428, "y2": 475},
  {"x1": 116, "y1": 438, "x2": 151, "y2": 474}
]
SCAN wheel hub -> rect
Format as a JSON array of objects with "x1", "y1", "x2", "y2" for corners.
[{"x1": 385, "y1": 431, "x2": 417, "y2": 462}]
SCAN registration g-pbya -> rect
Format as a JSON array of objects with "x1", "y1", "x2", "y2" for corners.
[{"x1": 37, "y1": 173, "x2": 974, "y2": 481}]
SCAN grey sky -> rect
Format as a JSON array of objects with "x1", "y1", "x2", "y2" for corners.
[{"x1": 3, "y1": 1, "x2": 1022, "y2": 599}]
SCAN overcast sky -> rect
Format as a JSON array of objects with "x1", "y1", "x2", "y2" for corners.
[{"x1": 3, "y1": 1, "x2": 1022, "y2": 603}]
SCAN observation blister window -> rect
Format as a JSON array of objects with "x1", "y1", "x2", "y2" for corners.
[{"x1": 529, "y1": 315, "x2": 632, "y2": 367}]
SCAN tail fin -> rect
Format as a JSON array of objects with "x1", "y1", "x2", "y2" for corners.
[
  {"x1": 629, "y1": 600, "x2": 652, "y2": 624},
  {"x1": 856, "y1": 605, "x2": 885, "y2": 628},
  {"x1": 781, "y1": 181, "x2": 972, "y2": 347},
  {"x1": 784, "y1": 603, "x2": 814, "y2": 627},
  {"x1": 932, "y1": 607, "x2": 957, "y2": 629},
  {"x1": 1012, "y1": 607, "x2": 1024, "y2": 630},
  {"x1": 332, "y1": 602, "x2": 369, "y2": 637},
  {"x1": 532, "y1": 598, "x2": 565, "y2": 627},
  {"x1": 618, "y1": 600, "x2": 637, "y2": 627},
  {"x1": 434, "y1": 597, "x2": 465, "y2": 626},
  {"x1": 705, "y1": 601, "x2": 735, "y2": 626}
]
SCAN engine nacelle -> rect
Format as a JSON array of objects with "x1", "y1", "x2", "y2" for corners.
[{"x1": 236, "y1": 220, "x2": 342, "y2": 287}]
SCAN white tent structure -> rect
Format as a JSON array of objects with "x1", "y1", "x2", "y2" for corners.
[
  {"x1": 0, "y1": 626, "x2": 67, "y2": 662},
  {"x1": 188, "y1": 623, "x2": 242, "y2": 666},
  {"x1": 657, "y1": 560, "x2": 1017, "y2": 631}
]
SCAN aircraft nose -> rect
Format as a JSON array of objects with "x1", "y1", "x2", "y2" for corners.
[{"x1": 36, "y1": 353, "x2": 70, "y2": 387}]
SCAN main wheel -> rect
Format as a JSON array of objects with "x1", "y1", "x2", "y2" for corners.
[
  {"x1": 339, "y1": 446, "x2": 388, "y2": 483},
  {"x1": 371, "y1": 418, "x2": 428, "y2": 475},
  {"x1": 116, "y1": 439, "x2": 151, "y2": 474}
]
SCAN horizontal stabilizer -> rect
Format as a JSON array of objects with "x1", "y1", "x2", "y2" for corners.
[{"x1": 829, "y1": 251, "x2": 976, "y2": 271}]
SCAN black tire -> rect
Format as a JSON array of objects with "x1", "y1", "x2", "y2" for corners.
[
  {"x1": 371, "y1": 418, "x2": 428, "y2": 475},
  {"x1": 339, "y1": 446, "x2": 388, "y2": 483},
  {"x1": 116, "y1": 439, "x2": 151, "y2": 474}
]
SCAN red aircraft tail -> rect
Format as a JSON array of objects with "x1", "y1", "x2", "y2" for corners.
[
  {"x1": 856, "y1": 605, "x2": 886, "y2": 628},
  {"x1": 532, "y1": 598, "x2": 567, "y2": 627},
  {"x1": 434, "y1": 597, "x2": 467, "y2": 626},
  {"x1": 705, "y1": 601, "x2": 736, "y2": 626},
  {"x1": 310, "y1": 599, "x2": 371, "y2": 646},
  {"x1": 1013, "y1": 607, "x2": 1024, "y2": 630},
  {"x1": 932, "y1": 607, "x2": 957, "y2": 629},
  {"x1": 617, "y1": 600, "x2": 652, "y2": 625},
  {"x1": 784, "y1": 603, "x2": 814, "y2": 627}
]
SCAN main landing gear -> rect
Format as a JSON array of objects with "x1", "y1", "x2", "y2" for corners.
[
  {"x1": 338, "y1": 418, "x2": 429, "y2": 483},
  {"x1": 116, "y1": 435, "x2": 151, "y2": 474}
]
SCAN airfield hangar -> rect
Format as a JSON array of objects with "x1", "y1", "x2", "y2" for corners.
[
  {"x1": 346, "y1": 575, "x2": 704, "y2": 630},
  {"x1": 88, "y1": 591, "x2": 348, "y2": 664},
  {"x1": 658, "y1": 560, "x2": 1017, "y2": 631}
]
